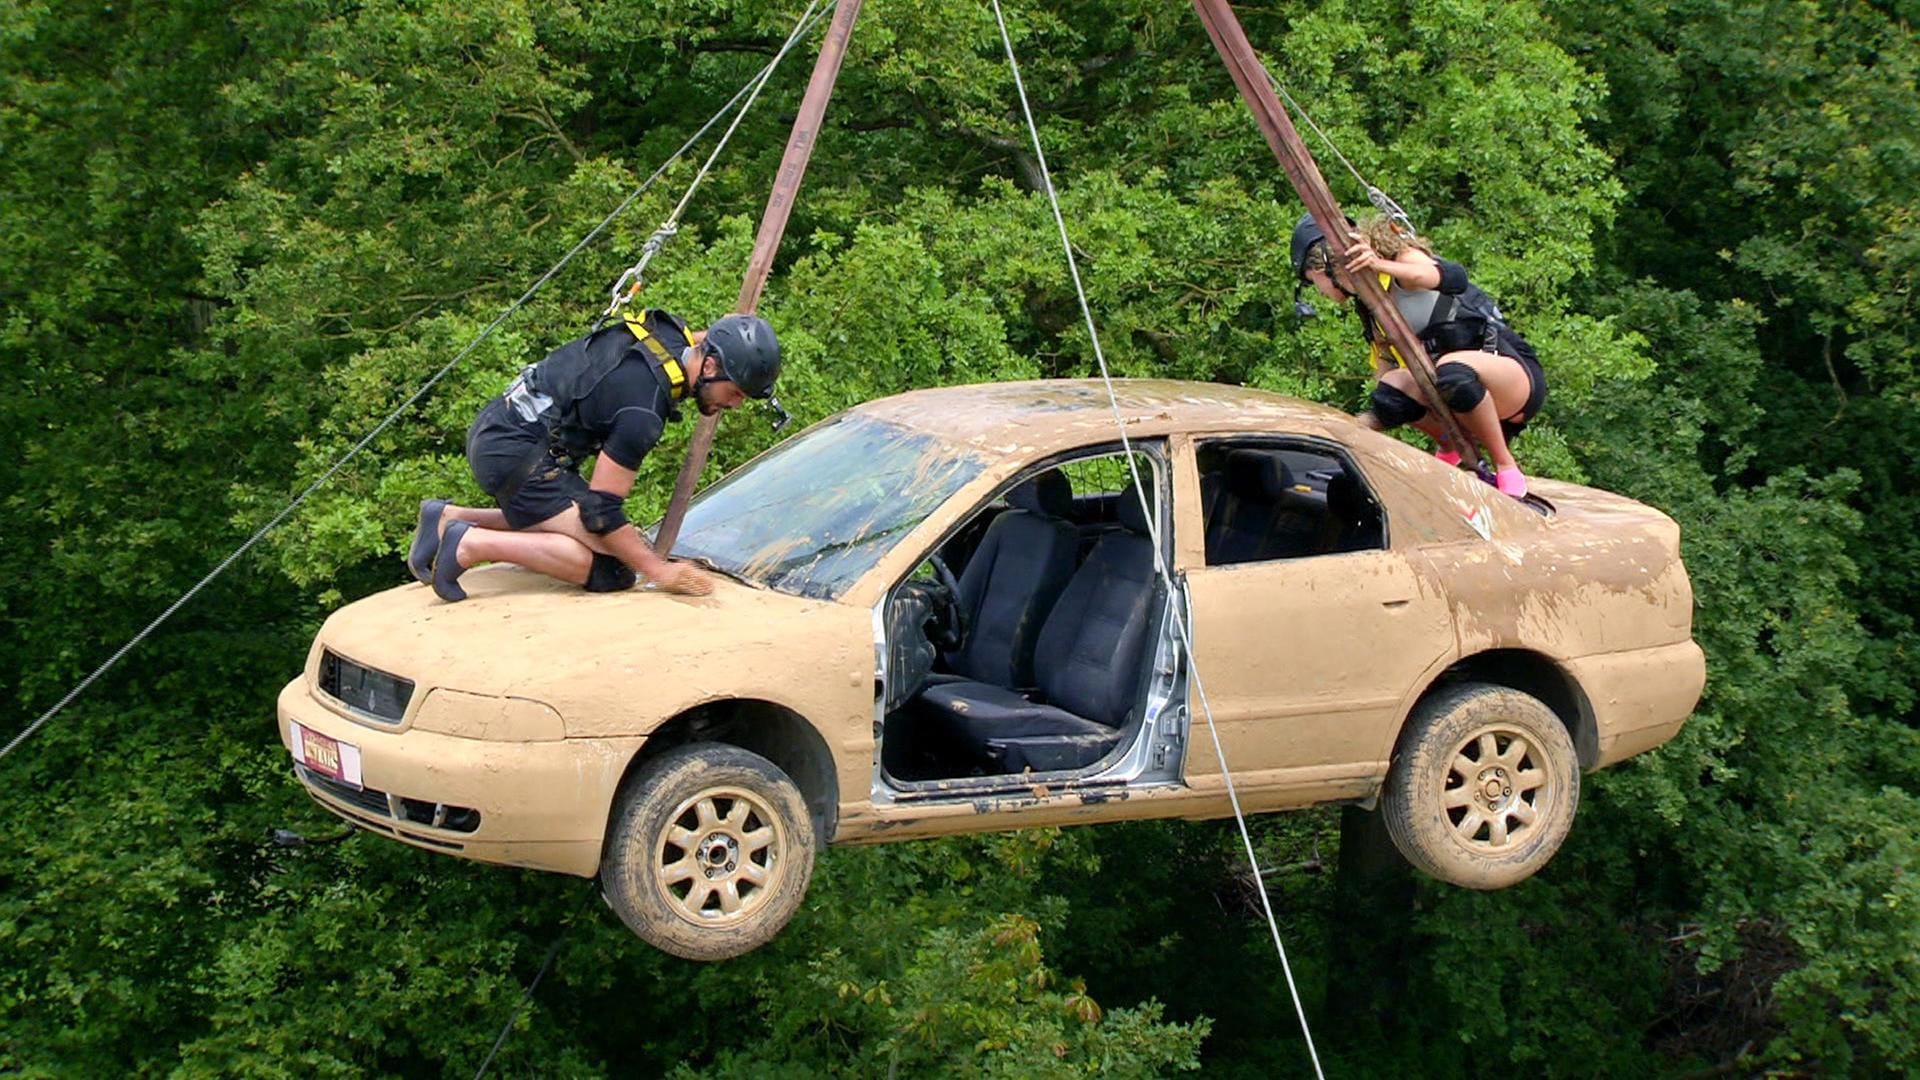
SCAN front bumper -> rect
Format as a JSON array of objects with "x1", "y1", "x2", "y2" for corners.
[{"x1": 276, "y1": 677, "x2": 643, "y2": 876}]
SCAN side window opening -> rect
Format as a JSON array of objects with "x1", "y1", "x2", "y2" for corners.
[{"x1": 1197, "y1": 440, "x2": 1386, "y2": 567}]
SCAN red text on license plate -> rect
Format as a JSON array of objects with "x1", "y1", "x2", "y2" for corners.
[{"x1": 290, "y1": 721, "x2": 363, "y2": 789}]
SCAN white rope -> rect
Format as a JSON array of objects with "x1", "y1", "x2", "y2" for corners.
[
  {"x1": 2, "y1": 4, "x2": 830, "y2": 766},
  {"x1": 1261, "y1": 66, "x2": 1415, "y2": 235},
  {"x1": 988, "y1": 4, "x2": 1327, "y2": 1076},
  {"x1": 602, "y1": 0, "x2": 831, "y2": 318}
]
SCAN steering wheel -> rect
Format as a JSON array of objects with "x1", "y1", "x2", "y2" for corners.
[{"x1": 927, "y1": 554, "x2": 967, "y2": 653}]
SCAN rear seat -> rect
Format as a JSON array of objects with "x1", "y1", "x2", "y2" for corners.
[
  {"x1": 1204, "y1": 450, "x2": 1321, "y2": 564},
  {"x1": 914, "y1": 486, "x2": 1160, "y2": 774}
]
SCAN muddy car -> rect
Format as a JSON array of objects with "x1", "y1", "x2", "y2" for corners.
[{"x1": 277, "y1": 380, "x2": 1705, "y2": 959}]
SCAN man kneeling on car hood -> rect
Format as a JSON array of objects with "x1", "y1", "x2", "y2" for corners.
[{"x1": 405, "y1": 309, "x2": 783, "y2": 601}]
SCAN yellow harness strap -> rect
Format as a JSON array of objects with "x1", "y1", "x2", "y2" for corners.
[
  {"x1": 621, "y1": 310, "x2": 689, "y2": 399},
  {"x1": 1369, "y1": 271, "x2": 1408, "y2": 371}
]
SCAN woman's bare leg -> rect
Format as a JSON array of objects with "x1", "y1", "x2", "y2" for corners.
[
  {"x1": 1434, "y1": 352, "x2": 1533, "y2": 471},
  {"x1": 1377, "y1": 368, "x2": 1459, "y2": 454}
]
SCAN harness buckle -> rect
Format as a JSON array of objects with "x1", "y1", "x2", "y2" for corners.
[{"x1": 504, "y1": 365, "x2": 555, "y2": 424}]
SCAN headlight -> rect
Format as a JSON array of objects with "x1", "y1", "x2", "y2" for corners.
[
  {"x1": 318, "y1": 649, "x2": 414, "y2": 723},
  {"x1": 412, "y1": 688, "x2": 565, "y2": 742}
]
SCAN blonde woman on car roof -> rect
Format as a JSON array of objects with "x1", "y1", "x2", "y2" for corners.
[{"x1": 1291, "y1": 213, "x2": 1546, "y2": 498}]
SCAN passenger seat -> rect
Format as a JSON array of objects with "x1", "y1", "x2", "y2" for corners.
[
  {"x1": 1320, "y1": 471, "x2": 1384, "y2": 553},
  {"x1": 1205, "y1": 450, "x2": 1321, "y2": 563}
]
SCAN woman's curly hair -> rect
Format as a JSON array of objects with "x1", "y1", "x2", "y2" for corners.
[
  {"x1": 1302, "y1": 214, "x2": 1432, "y2": 275},
  {"x1": 1358, "y1": 214, "x2": 1433, "y2": 259}
]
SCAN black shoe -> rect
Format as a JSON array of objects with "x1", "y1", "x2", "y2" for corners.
[
  {"x1": 408, "y1": 499, "x2": 448, "y2": 584},
  {"x1": 433, "y1": 521, "x2": 471, "y2": 602}
]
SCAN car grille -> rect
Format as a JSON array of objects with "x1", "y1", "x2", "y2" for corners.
[
  {"x1": 295, "y1": 765, "x2": 482, "y2": 835},
  {"x1": 318, "y1": 649, "x2": 414, "y2": 723},
  {"x1": 298, "y1": 764, "x2": 392, "y2": 816}
]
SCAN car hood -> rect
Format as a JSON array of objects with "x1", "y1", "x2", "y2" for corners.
[{"x1": 316, "y1": 565, "x2": 860, "y2": 728}]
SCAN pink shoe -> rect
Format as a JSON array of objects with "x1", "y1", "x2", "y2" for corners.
[
  {"x1": 1496, "y1": 466, "x2": 1528, "y2": 498},
  {"x1": 1434, "y1": 448, "x2": 1463, "y2": 467}
]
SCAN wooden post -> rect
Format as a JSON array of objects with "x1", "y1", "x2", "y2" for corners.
[
  {"x1": 1190, "y1": 0, "x2": 1475, "y2": 461},
  {"x1": 1326, "y1": 806, "x2": 1417, "y2": 1040},
  {"x1": 654, "y1": 0, "x2": 863, "y2": 557}
]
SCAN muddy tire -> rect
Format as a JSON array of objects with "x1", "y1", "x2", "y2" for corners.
[
  {"x1": 1380, "y1": 682, "x2": 1579, "y2": 890},
  {"x1": 600, "y1": 743, "x2": 815, "y2": 961}
]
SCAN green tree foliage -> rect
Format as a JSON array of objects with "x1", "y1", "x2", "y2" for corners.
[{"x1": 4, "y1": 0, "x2": 1917, "y2": 1074}]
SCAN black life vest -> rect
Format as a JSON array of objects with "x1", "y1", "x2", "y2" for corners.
[
  {"x1": 505, "y1": 309, "x2": 689, "y2": 456},
  {"x1": 1360, "y1": 270, "x2": 1513, "y2": 364}
]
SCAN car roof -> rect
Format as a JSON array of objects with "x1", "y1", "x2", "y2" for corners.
[{"x1": 850, "y1": 378, "x2": 1356, "y2": 451}]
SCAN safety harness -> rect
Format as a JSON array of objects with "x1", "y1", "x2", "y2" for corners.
[
  {"x1": 618, "y1": 310, "x2": 691, "y2": 399},
  {"x1": 1360, "y1": 269, "x2": 1511, "y2": 370},
  {"x1": 504, "y1": 310, "x2": 692, "y2": 461}
]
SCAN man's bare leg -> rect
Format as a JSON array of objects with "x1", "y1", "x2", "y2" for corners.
[
  {"x1": 441, "y1": 504, "x2": 509, "y2": 536},
  {"x1": 453, "y1": 528, "x2": 594, "y2": 584},
  {"x1": 528, "y1": 505, "x2": 712, "y2": 595}
]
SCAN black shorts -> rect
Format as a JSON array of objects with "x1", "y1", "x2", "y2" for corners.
[
  {"x1": 465, "y1": 397, "x2": 588, "y2": 530},
  {"x1": 1491, "y1": 329, "x2": 1547, "y2": 441}
]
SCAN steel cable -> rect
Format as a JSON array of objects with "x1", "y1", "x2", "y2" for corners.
[
  {"x1": 988, "y1": 3, "x2": 1327, "y2": 1075},
  {"x1": 601, "y1": 0, "x2": 831, "y2": 317},
  {"x1": 1262, "y1": 65, "x2": 1416, "y2": 234}
]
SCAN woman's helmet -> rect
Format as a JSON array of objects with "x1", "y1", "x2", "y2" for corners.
[
  {"x1": 1290, "y1": 212, "x2": 1330, "y2": 280},
  {"x1": 1290, "y1": 211, "x2": 1351, "y2": 317},
  {"x1": 1290, "y1": 211, "x2": 1356, "y2": 279}
]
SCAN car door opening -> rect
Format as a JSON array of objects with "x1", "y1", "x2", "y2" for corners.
[{"x1": 877, "y1": 446, "x2": 1186, "y2": 788}]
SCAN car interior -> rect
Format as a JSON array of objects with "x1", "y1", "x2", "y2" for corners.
[
  {"x1": 1193, "y1": 440, "x2": 1386, "y2": 564},
  {"x1": 877, "y1": 439, "x2": 1386, "y2": 786},
  {"x1": 881, "y1": 448, "x2": 1171, "y2": 783}
]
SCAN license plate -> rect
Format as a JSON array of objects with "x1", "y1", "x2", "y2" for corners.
[{"x1": 289, "y1": 721, "x2": 364, "y2": 790}]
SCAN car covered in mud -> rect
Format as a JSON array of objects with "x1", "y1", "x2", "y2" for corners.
[{"x1": 277, "y1": 380, "x2": 1705, "y2": 959}]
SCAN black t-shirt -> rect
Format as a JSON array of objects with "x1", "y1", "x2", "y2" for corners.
[{"x1": 557, "y1": 316, "x2": 689, "y2": 467}]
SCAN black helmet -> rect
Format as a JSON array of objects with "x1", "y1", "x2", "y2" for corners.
[
  {"x1": 702, "y1": 313, "x2": 781, "y2": 398},
  {"x1": 1289, "y1": 212, "x2": 1326, "y2": 280},
  {"x1": 1288, "y1": 211, "x2": 1357, "y2": 280}
]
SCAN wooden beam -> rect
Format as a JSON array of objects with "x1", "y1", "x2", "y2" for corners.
[
  {"x1": 1190, "y1": 0, "x2": 1475, "y2": 462},
  {"x1": 655, "y1": 0, "x2": 864, "y2": 557}
]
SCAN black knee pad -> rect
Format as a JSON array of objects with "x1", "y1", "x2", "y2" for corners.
[
  {"x1": 1370, "y1": 383, "x2": 1428, "y2": 429},
  {"x1": 576, "y1": 489, "x2": 629, "y2": 535},
  {"x1": 1435, "y1": 363, "x2": 1488, "y2": 412},
  {"x1": 585, "y1": 553, "x2": 637, "y2": 593}
]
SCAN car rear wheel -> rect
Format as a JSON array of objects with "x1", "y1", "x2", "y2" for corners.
[
  {"x1": 1380, "y1": 682, "x2": 1579, "y2": 889},
  {"x1": 600, "y1": 743, "x2": 816, "y2": 961}
]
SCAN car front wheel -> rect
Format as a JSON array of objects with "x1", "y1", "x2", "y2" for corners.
[
  {"x1": 1380, "y1": 682, "x2": 1579, "y2": 890},
  {"x1": 600, "y1": 743, "x2": 816, "y2": 961}
]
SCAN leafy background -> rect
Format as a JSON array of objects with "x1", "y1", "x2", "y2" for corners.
[{"x1": 3, "y1": 0, "x2": 1916, "y2": 1074}]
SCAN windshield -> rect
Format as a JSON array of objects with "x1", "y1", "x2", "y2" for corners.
[{"x1": 669, "y1": 415, "x2": 988, "y2": 600}]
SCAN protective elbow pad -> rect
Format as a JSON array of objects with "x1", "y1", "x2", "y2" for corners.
[
  {"x1": 577, "y1": 490, "x2": 629, "y2": 535},
  {"x1": 1370, "y1": 383, "x2": 1428, "y2": 429},
  {"x1": 1435, "y1": 364, "x2": 1488, "y2": 412},
  {"x1": 584, "y1": 553, "x2": 637, "y2": 593}
]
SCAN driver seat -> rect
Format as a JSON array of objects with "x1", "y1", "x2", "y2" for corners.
[
  {"x1": 916, "y1": 485, "x2": 1159, "y2": 774},
  {"x1": 941, "y1": 471, "x2": 1078, "y2": 688}
]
